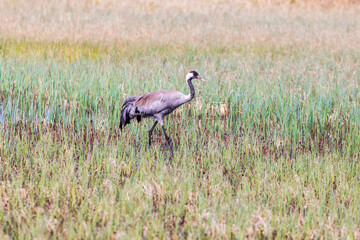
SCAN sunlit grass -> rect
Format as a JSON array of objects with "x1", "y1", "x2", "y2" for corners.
[
  {"x1": 0, "y1": 38, "x2": 360, "y2": 238},
  {"x1": 1, "y1": 0, "x2": 360, "y2": 238}
]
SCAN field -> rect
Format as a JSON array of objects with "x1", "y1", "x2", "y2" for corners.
[{"x1": 1, "y1": 0, "x2": 360, "y2": 239}]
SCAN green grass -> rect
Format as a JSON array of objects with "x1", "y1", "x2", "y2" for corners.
[{"x1": 1, "y1": 39, "x2": 360, "y2": 239}]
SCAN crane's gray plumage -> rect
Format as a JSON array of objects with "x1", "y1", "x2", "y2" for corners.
[{"x1": 120, "y1": 71, "x2": 205, "y2": 153}]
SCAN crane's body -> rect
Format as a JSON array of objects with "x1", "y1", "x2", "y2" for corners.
[
  {"x1": 136, "y1": 90, "x2": 190, "y2": 119},
  {"x1": 119, "y1": 71, "x2": 205, "y2": 153}
]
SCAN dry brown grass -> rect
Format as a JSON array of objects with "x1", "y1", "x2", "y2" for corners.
[{"x1": 1, "y1": 0, "x2": 359, "y2": 49}]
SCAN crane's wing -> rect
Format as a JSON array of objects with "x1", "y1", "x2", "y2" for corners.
[
  {"x1": 120, "y1": 95, "x2": 140, "y2": 130},
  {"x1": 121, "y1": 96, "x2": 139, "y2": 108},
  {"x1": 135, "y1": 90, "x2": 186, "y2": 116}
]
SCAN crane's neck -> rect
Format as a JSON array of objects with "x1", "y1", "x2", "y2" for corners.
[{"x1": 186, "y1": 78, "x2": 195, "y2": 102}]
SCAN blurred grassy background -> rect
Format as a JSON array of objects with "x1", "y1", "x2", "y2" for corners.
[{"x1": 1, "y1": 0, "x2": 359, "y2": 47}]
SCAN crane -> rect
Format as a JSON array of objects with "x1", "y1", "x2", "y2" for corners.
[{"x1": 119, "y1": 71, "x2": 206, "y2": 154}]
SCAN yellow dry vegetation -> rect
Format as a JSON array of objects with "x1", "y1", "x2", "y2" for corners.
[{"x1": 0, "y1": 0, "x2": 359, "y2": 49}]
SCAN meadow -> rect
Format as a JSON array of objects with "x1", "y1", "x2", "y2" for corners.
[{"x1": 1, "y1": 0, "x2": 360, "y2": 239}]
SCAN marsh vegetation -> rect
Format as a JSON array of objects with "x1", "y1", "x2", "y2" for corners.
[{"x1": 1, "y1": 0, "x2": 360, "y2": 238}]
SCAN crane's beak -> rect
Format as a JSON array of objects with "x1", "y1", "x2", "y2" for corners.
[{"x1": 197, "y1": 75, "x2": 206, "y2": 82}]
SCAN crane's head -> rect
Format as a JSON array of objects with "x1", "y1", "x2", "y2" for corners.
[{"x1": 186, "y1": 71, "x2": 206, "y2": 82}]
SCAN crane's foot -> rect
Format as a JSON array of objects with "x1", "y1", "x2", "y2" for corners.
[
  {"x1": 166, "y1": 140, "x2": 174, "y2": 158},
  {"x1": 148, "y1": 121, "x2": 158, "y2": 148},
  {"x1": 148, "y1": 135, "x2": 152, "y2": 147}
]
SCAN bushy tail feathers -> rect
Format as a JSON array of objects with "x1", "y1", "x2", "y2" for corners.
[{"x1": 120, "y1": 96, "x2": 140, "y2": 130}]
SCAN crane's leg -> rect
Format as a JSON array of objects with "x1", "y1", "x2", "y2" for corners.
[
  {"x1": 161, "y1": 125, "x2": 173, "y2": 155},
  {"x1": 148, "y1": 121, "x2": 158, "y2": 147}
]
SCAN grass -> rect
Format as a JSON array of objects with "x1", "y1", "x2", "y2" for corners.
[
  {"x1": 1, "y1": 0, "x2": 360, "y2": 239},
  {"x1": 1, "y1": 39, "x2": 360, "y2": 239}
]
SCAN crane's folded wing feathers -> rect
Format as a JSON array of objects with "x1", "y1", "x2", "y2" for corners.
[
  {"x1": 120, "y1": 95, "x2": 139, "y2": 130},
  {"x1": 121, "y1": 96, "x2": 139, "y2": 108},
  {"x1": 135, "y1": 90, "x2": 188, "y2": 116}
]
